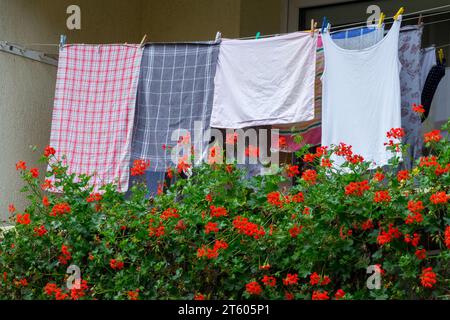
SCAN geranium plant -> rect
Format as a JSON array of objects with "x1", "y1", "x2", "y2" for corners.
[{"x1": 0, "y1": 119, "x2": 449, "y2": 300}]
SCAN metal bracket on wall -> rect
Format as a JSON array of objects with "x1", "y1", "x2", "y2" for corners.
[{"x1": 0, "y1": 41, "x2": 58, "y2": 67}]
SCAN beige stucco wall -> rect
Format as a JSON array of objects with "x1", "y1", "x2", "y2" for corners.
[
  {"x1": 240, "y1": 0, "x2": 283, "y2": 37},
  {"x1": 141, "y1": 0, "x2": 242, "y2": 41}
]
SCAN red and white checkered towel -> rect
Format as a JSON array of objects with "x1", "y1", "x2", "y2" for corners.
[{"x1": 49, "y1": 44, "x2": 143, "y2": 192}]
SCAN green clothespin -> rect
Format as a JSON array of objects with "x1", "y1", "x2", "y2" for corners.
[{"x1": 255, "y1": 32, "x2": 261, "y2": 39}]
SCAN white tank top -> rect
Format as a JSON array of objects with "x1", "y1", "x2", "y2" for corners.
[{"x1": 321, "y1": 17, "x2": 403, "y2": 169}]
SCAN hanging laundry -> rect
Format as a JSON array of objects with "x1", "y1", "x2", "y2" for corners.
[
  {"x1": 331, "y1": 25, "x2": 384, "y2": 50},
  {"x1": 49, "y1": 44, "x2": 143, "y2": 192},
  {"x1": 271, "y1": 35, "x2": 324, "y2": 152},
  {"x1": 398, "y1": 25, "x2": 424, "y2": 169},
  {"x1": 421, "y1": 60, "x2": 446, "y2": 122},
  {"x1": 211, "y1": 32, "x2": 317, "y2": 128},
  {"x1": 131, "y1": 42, "x2": 220, "y2": 172},
  {"x1": 321, "y1": 17, "x2": 403, "y2": 169},
  {"x1": 420, "y1": 47, "x2": 437, "y2": 92}
]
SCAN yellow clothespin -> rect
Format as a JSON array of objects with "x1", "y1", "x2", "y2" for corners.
[
  {"x1": 438, "y1": 49, "x2": 444, "y2": 64},
  {"x1": 394, "y1": 7, "x2": 404, "y2": 20},
  {"x1": 310, "y1": 19, "x2": 315, "y2": 37},
  {"x1": 378, "y1": 12, "x2": 385, "y2": 28},
  {"x1": 140, "y1": 34, "x2": 148, "y2": 47}
]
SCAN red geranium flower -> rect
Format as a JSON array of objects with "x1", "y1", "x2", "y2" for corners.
[
  {"x1": 15, "y1": 161, "x2": 27, "y2": 171},
  {"x1": 16, "y1": 213, "x2": 31, "y2": 225},
  {"x1": 415, "y1": 249, "x2": 427, "y2": 260},
  {"x1": 130, "y1": 159, "x2": 150, "y2": 176},
  {"x1": 424, "y1": 130, "x2": 442, "y2": 143},
  {"x1": 286, "y1": 165, "x2": 300, "y2": 177},
  {"x1": 261, "y1": 275, "x2": 276, "y2": 287},
  {"x1": 430, "y1": 191, "x2": 448, "y2": 205},
  {"x1": 44, "y1": 145, "x2": 56, "y2": 157},
  {"x1": 335, "y1": 289, "x2": 346, "y2": 300},
  {"x1": 289, "y1": 224, "x2": 303, "y2": 238},
  {"x1": 246, "y1": 281, "x2": 262, "y2": 295},
  {"x1": 205, "y1": 222, "x2": 219, "y2": 234},
  {"x1": 445, "y1": 226, "x2": 450, "y2": 249},
  {"x1": 312, "y1": 290, "x2": 330, "y2": 300},
  {"x1": 420, "y1": 267, "x2": 437, "y2": 288},
  {"x1": 412, "y1": 103, "x2": 425, "y2": 114},
  {"x1": 397, "y1": 170, "x2": 410, "y2": 182},
  {"x1": 30, "y1": 168, "x2": 39, "y2": 178},
  {"x1": 373, "y1": 190, "x2": 391, "y2": 204},
  {"x1": 301, "y1": 169, "x2": 317, "y2": 184},
  {"x1": 267, "y1": 191, "x2": 283, "y2": 208},
  {"x1": 283, "y1": 273, "x2": 298, "y2": 286}
]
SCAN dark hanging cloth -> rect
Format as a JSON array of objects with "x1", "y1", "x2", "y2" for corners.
[{"x1": 421, "y1": 60, "x2": 446, "y2": 122}]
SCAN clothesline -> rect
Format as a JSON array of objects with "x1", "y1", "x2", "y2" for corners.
[{"x1": 332, "y1": 4, "x2": 450, "y2": 30}]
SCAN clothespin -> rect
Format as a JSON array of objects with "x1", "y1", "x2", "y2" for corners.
[
  {"x1": 394, "y1": 7, "x2": 404, "y2": 20},
  {"x1": 378, "y1": 12, "x2": 385, "y2": 28},
  {"x1": 59, "y1": 35, "x2": 67, "y2": 50},
  {"x1": 321, "y1": 17, "x2": 328, "y2": 33},
  {"x1": 310, "y1": 19, "x2": 315, "y2": 37},
  {"x1": 255, "y1": 32, "x2": 261, "y2": 39},
  {"x1": 139, "y1": 34, "x2": 148, "y2": 47},
  {"x1": 418, "y1": 14, "x2": 423, "y2": 25},
  {"x1": 215, "y1": 31, "x2": 222, "y2": 42},
  {"x1": 438, "y1": 49, "x2": 444, "y2": 64}
]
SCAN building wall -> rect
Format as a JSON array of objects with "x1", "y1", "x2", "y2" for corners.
[
  {"x1": 239, "y1": 0, "x2": 283, "y2": 37},
  {"x1": 141, "y1": 0, "x2": 242, "y2": 41}
]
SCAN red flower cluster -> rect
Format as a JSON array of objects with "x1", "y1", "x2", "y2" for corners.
[
  {"x1": 205, "y1": 222, "x2": 219, "y2": 234},
  {"x1": 44, "y1": 145, "x2": 56, "y2": 157},
  {"x1": 415, "y1": 249, "x2": 427, "y2": 260},
  {"x1": 261, "y1": 275, "x2": 276, "y2": 287},
  {"x1": 419, "y1": 156, "x2": 438, "y2": 168},
  {"x1": 70, "y1": 280, "x2": 89, "y2": 300},
  {"x1": 412, "y1": 103, "x2": 425, "y2": 114},
  {"x1": 373, "y1": 172, "x2": 385, "y2": 182},
  {"x1": 44, "y1": 283, "x2": 69, "y2": 300},
  {"x1": 377, "y1": 224, "x2": 401, "y2": 246},
  {"x1": 267, "y1": 191, "x2": 283, "y2": 208},
  {"x1": 149, "y1": 223, "x2": 165, "y2": 237},
  {"x1": 8, "y1": 204, "x2": 16, "y2": 213},
  {"x1": 42, "y1": 196, "x2": 50, "y2": 207},
  {"x1": 424, "y1": 130, "x2": 442, "y2": 143},
  {"x1": 16, "y1": 213, "x2": 30, "y2": 225},
  {"x1": 335, "y1": 143, "x2": 353, "y2": 157},
  {"x1": 397, "y1": 170, "x2": 410, "y2": 182},
  {"x1": 312, "y1": 290, "x2": 330, "y2": 300},
  {"x1": 58, "y1": 245, "x2": 72, "y2": 265},
  {"x1": 197, "y1": 239, "x2": 229, "y2": 259},
  {"x1": 373, "y1": 190, "x2": 391, "y2": 204},
  {"x1": 50, "y1": 203, "x2": 71, "y2": 217},
  {"x1": 335, "y1": 289, "x2": 346, "y2": 300},
  {"x1": 177, "y1": 156, "x2": 191, "y2": 173},
  {"x1": 246, "y1": 281, "x2": 262, "y2": 295},
  {"x1": 321, "y1": 158, "x2": 332, "y2": 167},
  {"x1": 404, "y1": 233, "x2": 421, "y2": 247},
  {"x1": 194, "y1": 293, "x2": 205, "y2": 300},
  {"x1": 345, "y1": 180, "x2": 370, "y2": 196},
  {"x1": 303, "y1": 153, "x2": 316, "y2": 163},
  {"x1": 110, "y1": 259, "x2": 124, "y2": 270},
  {"x1": 86, "y1": 193, "x2": 102, "y2": 203},
  {"x1": 226, "y1": 132, "x2": 239, "y2": 145},
  {"x1": 130, "y1": 159, "x2": 150, "y2": 176},
  {"x1": 286, "y1": 165, "x2": 300, "y2": 177},
  {"x1": 160, "y1": 208, "x2": 179, "y2": 220},
  {"x1": 386, "y1": 128, "x2": 405, "y2": 139},
  {"x1": 310, "y1": 272, "x2": 331, "y2": 286},
  {"x1": 284, "y1": 191, "x2": 304, "y2": 204},
  {"x1": 15, "y1": 161, "x2": 26, "y2": 171},
  {"x1": 233, "y1": 216, "x2": 265, "y2": 239},
  {"x1": 405, "y1": 200, "x2": 424, "y2": 225},
  {"x1": 30, "y1": 168, "x2": 39, "y2": 178},
  {"x1": 301, "y1": 169, "x2": 317, "y2": 184},
  {"x1": 289, "y1": 224, "x2": 303, "y2": 238},
  {"x1": 210, "y1": 205, "x2": 228, "y2": 218},
  {"x1": 361, "y1": 219, "x2": 374, "y2": 231},
  {"x1": 445, "y1": 226, "x2": 450, "y2": 249},
  {"x1": 420, "y1": 267, "x2": 437, "y2": 288},
  {"x1": 33, "y1": 225, "x2": 47, "y2": 237},
  {"x1": 346, "y1": 154, "x2": 364, "y2": 164},
  {"x1": 430, "y1": 191, "x2": 448, "y2": 205},
  {"x1": 127, "y1": 289, "x2": 139, "y2": 300},
  {"x1": 282, "y1": 273, "x2": 298, "y2": 286}
]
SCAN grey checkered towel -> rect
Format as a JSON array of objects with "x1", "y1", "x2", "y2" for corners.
[{"x1": 131, "y1": 42, "x2": 220, "y2": 172}]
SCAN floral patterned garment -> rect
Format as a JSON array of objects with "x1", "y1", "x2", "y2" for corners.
[{"x1": 398, "y1": 25, "x2": 424, "y2": 169}]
